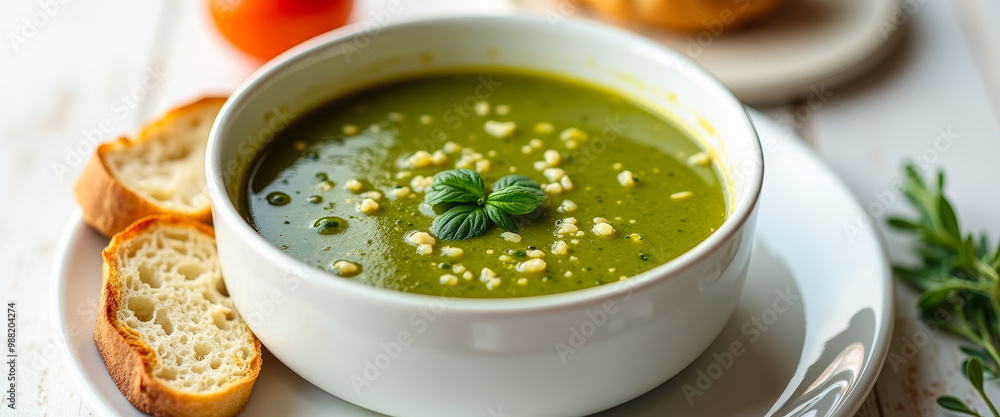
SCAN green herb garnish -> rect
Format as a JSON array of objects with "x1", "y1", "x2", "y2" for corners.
[
  {"x1": 425, "y1": 169, "x2": 486, "y2": 206},
  {"x1": 425, "y1": 169, "x2": 546, "y2": 241},
  {"x1": 889, "y1": 163, "x2": 1000, "y2": 417}
]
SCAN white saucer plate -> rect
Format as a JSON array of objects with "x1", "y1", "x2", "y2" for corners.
[
  {"x1": 52, "y1": 110, "x2": 892, "y2": 416},
  {"x1": 517, "y1": 0, "x2": 904, "y2": 104}
]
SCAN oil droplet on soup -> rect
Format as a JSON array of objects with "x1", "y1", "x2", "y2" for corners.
[{"x1": 266, "y1": 192, "x2": 290, "y2": 206}]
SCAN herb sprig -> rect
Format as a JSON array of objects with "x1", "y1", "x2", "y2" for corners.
[
  {"x1": 889, "y1": 164, "x2": 1000, "y2": 416},
  {"x1": 425, "y1": 169, "x2": 545, "y2": 241}
]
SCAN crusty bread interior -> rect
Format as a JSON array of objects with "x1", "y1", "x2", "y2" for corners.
[
  {"x1": 101, "y1": 102, "x2": 218, "y2": 213},
  {"x1": 110, "y1": 220, "x2": 255, "y2": 393}
]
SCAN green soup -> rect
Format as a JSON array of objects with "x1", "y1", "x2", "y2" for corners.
[{"x1": 241, "y1": 71, "x2": 726, "y2": 298}]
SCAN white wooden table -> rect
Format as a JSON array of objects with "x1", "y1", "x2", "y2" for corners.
[{"x1": 2, "y1": 0, "x2": 998, "y2": 415}]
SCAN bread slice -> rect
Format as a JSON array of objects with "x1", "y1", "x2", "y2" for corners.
[
  {"x1": 95, "y1": 215, "x2": 261, "y2": 417},
  {"x1": 75, "y1": 97, "x2": 226, "y2": 237},
  {"x1": 583, "y1": 0, "x2": 785, "y2": 32}
]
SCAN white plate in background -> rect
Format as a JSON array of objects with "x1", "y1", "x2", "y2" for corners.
[{"x1": 515, "y1": 0, "x2": 905, "y2": 104}]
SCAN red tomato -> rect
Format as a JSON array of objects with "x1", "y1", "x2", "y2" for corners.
[{"x1": 211, "y1": 0, "x2": 353, "y2": 61}]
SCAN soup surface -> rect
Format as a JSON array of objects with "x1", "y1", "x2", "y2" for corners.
[{"x1": 242, "y1": 71, "x2": 726, "y2": 298}]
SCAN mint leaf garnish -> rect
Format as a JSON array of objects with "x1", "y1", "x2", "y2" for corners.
[
  {"x1": 425, "y1": 169, "x2": 486, "y2": 206},
  {"x1": 485, "y1": 204, "x2": 516, "y2": 232},
  {"x1": 424, "y1": 169, "x2": 547, "y2": 240},
  {"x1": 486, "y1": 185, "x2": 546, "y2": 216},
  {"x1": 432, "y1": 205, "x2": 489, "y2": 241}
]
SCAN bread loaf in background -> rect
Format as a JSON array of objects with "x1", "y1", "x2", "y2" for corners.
[{"x1": 583, "y1": 0, "x2": 786, "y2": 32}]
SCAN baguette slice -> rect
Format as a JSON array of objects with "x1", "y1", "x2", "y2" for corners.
[
  {"x1": 75, "y1": 97, "x2": 226, "y2": 237},
  {"x1": 95, "y1": 215, "x2": 261, "y2": 417}
]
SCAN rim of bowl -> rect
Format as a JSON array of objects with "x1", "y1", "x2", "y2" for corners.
[{"x1": 206, "y1": 13, "x2": 765, "y2": 313}]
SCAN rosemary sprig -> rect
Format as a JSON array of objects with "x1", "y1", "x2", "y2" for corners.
[{"x1": 889, "y1": 164, "x2": 1000, "y2": 416}]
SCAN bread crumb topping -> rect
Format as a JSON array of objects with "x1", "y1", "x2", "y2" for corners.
[
  {"x1": 516, "y1": 258, "x2": 547, "y2": 273},
  {"x1": 617, "y1": 170, "x2": 635, "y2": 187},
  {"x1": 357, "y1": 198, "x2": 379, "y2": 214},
  {"x1": 670, "y1": 191, "x2": 694, "y2": 200},
  {"x1": 333, "y1": 260, "x2": 360, "y2": 276},
  {"x1": 345, "y1": 179, "x2": 364, "y2": 193},
  {"x1": 558, "y1": 200, "x2": 577, "y2": 213},
  {"x1": 688, "y1": 152, "x2": 711, "y2": 166},
  {"x1": 484, "y1": 120, "x2": 517, "y2": 138},
  {"x1": 501, "y1": 232, "x2": 522, "y2": 242}
]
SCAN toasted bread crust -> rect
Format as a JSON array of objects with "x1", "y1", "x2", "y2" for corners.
[
  {"x1": 583, "y1": 0, "x2": 785, "y2": 32},
  {"x1": 95, "y1": 215, "x2": 261, "y2": 417},
  {"x1": 74, "y1": 97, "x2": 226, "y2": 237}
]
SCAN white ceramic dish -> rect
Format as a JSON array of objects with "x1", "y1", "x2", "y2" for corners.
[
  {"x1": 53, "y1": 110, "x2": 891, "y2": 416},
  {"x1": 516, "y1": 0, "x2": 904, "y2": 104},
  {"x1": 205, "y1": 14, "x2": 763, "y2": 416}
]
